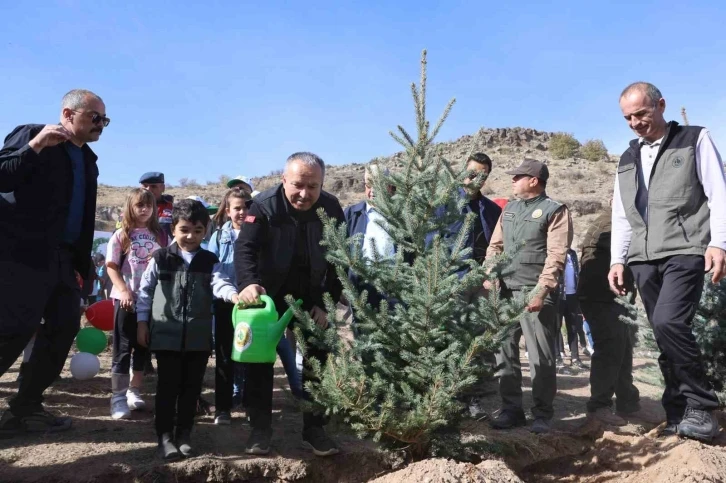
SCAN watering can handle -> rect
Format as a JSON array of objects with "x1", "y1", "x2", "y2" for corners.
[{"x1": 238, "y1": 294, "x2": 274, "y2": 309}]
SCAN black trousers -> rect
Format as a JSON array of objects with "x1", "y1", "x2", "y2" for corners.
[
  {"x1": 154, "y1": 350, "x2": 209, "y2": 436},
  {"x1": 214, "y1": 300, "x2": 234, "y2": 412},
  {"x1": 582, "y1": 301, "x2": 640, "y2": 412},
  {"x1": 559, "y1": 295, "x2": 585, "y2": 360},
  {"x1": 243, "y1": 343, "x2": 327, "y2": 430},
  {"x1": 111, "y1": 300, "x2": 148, "y2": 374},
  {"x1": 630, "y1": 255, "x2": 719, "y2": 421},
  {"x1": 0, "y1": 248, "x2": 81, "y2": 415}
]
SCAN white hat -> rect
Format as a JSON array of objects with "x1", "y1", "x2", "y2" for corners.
[
  {"x1": 186, "y1": 195, "x2": 209, "y2": 208},
  {"x1": 228, "y1": 175, "x2": 254, "y2": 190}
]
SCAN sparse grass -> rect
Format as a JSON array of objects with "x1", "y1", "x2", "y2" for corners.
[
  {"x1": 567, "y1": 199, "x2": 603, "y2": 215},
  {"x1": 562, "y1": 170, "x2": 585, "y2": 181},
  {"x1": 178, "y1": 177, "x2": 200, "y2": 188}
]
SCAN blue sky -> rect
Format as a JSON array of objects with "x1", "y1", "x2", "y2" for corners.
[{"x1": 1, "y1": 1, "x2": 724, "y2": 186}]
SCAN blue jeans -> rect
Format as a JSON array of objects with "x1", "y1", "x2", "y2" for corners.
[
  {"x1": 583, "y1": 319, "x2": 595, "y2": 348},
  {"x1": 232, "y1": 334, "x2": 302, "y2": 401}
]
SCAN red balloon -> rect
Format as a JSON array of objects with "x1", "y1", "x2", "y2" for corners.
[{"x1": 85, "y1": 299, "x2": 115, "y2": 331}]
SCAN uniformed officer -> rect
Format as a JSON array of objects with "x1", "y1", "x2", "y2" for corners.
[
  {"x1": 484, "y1": 158, "x2": 573, "y2": 434},
  {"x1": 139, "y1": 171, "x2": 174, "y2": 241}
]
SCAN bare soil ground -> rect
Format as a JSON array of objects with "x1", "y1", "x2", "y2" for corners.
[{"x1": 2, "y1": 316, "x2": 726, "y2": 482}]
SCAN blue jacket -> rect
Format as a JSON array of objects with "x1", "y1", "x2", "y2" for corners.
[
  {"x1": 344, "y1": 201, "x2": 396, "y2": 307},
  {"x1": 344, "y1": 201, "x2": 370, "y2": 293},
  {"x1": 344, "y1": 201, "x2": 369, "y2": 239},
  {"x1": 208, "y1": 220, "x2": 237, "y2": 286},
  {"x1": 429, "y1": 189, "x2": 502, "y2": 276}
]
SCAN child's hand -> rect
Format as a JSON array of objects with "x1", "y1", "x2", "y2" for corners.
[
  {"x1": 137, "y1": 321, "x2": 150, "y2": 348},
  {"x1": 119, "y1": 289, "x2": 134, "y2": 311},
  {"x1": 231, "y1": 294, "x2": 240, "y2": 305}
]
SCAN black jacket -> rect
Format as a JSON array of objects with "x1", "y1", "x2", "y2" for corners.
[
  {"x1": 0, "y1": 124, "x2": 98, "y2": 276},
  {"x1": 235, "y1": 184, "x2": 345, "y2": 310}
]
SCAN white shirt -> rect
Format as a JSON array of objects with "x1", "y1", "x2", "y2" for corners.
[
  {"x1": 362, "y1": 203, "x2": 395, "y2": 261},
  {"x1": 564, "y1": 252, "x2": 577, "y2": 294},
  {"x1": 611, "y1": 128, "x2": 726, "y2": 265}
]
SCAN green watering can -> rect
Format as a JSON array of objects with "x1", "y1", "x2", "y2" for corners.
[{"x1": 231, "y1": 295, "x2": 302, "y2": 363}]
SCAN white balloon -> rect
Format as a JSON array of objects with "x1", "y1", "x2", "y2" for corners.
[{"x1": 70, "y1": 352, "x2": 100, "y2": 380}]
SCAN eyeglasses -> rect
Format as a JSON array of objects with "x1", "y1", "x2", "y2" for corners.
[{"x1": 72, "y1": 110, "x2": 111, "y2": 127}]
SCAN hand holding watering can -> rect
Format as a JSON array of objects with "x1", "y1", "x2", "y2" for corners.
[{"x1": 238, "y1": 284, "x2": 329, "y2": 328}]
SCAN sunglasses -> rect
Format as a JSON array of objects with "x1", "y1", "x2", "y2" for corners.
[{"x1": 72, "y1": 110, "x2": 111, "y2": 127}]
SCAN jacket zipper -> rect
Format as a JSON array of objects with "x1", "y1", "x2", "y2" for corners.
[
  {"x1": 643, "y1": 123, "x2": 673, "y2": 260},
  {"x1": 180, "y1": 270, "x2": 189, "y2": 352}
]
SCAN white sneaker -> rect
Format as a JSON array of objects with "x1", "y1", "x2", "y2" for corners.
[
  {"x1": 584, "y1": 345, "x2": 595, "y2": 357},
  {"x1": 111, "y1": 396, "x2": 131, "y2": 420},
  {"x1": 127, "y1": 387, "x2": 146, "y2": 411}
]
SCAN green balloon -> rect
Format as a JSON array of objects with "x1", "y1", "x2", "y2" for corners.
[{"x1": 76, "y1": 327, "x2": 107, "y2": 355}]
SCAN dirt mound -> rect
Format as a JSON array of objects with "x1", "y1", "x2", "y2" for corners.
[
  {"x1": 521, "y1": 428, "x2": 726, "y2": 483},
  {"x1": 371, "y1": 458, "x2": 523, "y2": 483}
]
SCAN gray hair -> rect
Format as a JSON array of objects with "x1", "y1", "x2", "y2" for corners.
[
  {"x1": 61, "y1": 89, "x2": 103, "y2": 110},
  {"x1": 364, "y1": 163, "x2": 390, "y2": 185},
  {"x1": 285, "y1": 152, "x2": 325, "y2": 179},
  {"x1": 620, "y1": 82, "x2": 663, "y2": 107}
]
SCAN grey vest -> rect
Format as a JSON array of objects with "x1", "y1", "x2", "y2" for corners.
[
  {"x1": 500, "y1": 193, "x2": 564, "y2": 290},
  {"x1": 617, "y1": 122, "x2": 710, "y2": 263},
  {"x1": 149, "y1": 244, "x2": 218, "y2": 352}
]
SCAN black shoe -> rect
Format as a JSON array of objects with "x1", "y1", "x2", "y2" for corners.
[
  {"x1": 176, "y1": 428, "x2": 193, "y2": 458},
  {"x1": 0, "y1": 408, "x2": 72, "y2": 437},
  {"x1": 245, "y1": 427, "x2": 272, "y2": 455},
  {"x1": 678, "y1": 407, "x2": 719, "y2": 442},
  {"x1": 490, "y1": 410, "x2": 527, "y2": 430},
  {"x1": 660, "y1": 422, "x2": 679, "y2": 437},
  {"x1": 196, "y1": 397, "x2": 215, "y2": 416},
  {"x1": 302, "y1": 426, "x2": 339, "y2": 456},
  {"x1": 615, "y1": 401, "x2": 641, "y2": 417},
  {"x1": 158, "y1": 432, "x2": 181, "y2": 460},
  {"x1": 214, "y1": 411, "x2": 232, "y2": 425},
  {"x1": 571, "y1": 359, "x2": 589, "y2": 370}
]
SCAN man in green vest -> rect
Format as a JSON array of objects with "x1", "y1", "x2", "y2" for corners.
[
  {"x1": 609, "y1": 82, "x2": 726, "y2": 442},
  {"x1": 485, "y1": 158, "x2": 573, "y2": 434}
]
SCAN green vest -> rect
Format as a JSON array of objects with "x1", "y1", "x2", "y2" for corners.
[
  {"x1": 617, "y1": 122, "x2": 710, "y2": 263},
  {"x1": 500, "y1": 193, "x2": 563, "y2": 290},
  {"x1": 149, "y1": 244, "x2": 218, "y2": 352}
]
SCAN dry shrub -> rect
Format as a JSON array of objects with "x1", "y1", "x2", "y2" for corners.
[
  {"x1": 581, "y1": 139, "x2": 608, "y2": 162},
  {"x1": 568, "y1": 199, "x2": 603, "y2": 215},
  {"x1": 549, "y1": 133, "x2": 580, "y2": 159}
]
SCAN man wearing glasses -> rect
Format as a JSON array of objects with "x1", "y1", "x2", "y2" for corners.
[{"x1": 0, "y1": 89, "x2": 107, "y2": 436}]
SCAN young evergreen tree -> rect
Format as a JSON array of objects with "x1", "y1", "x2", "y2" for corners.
[
  {"x1": 624, "y1": 277, "x2": 726, "y2": 402},
  {"x1": 289, "y1": 51, "x2": 525, "y2": 459},
  {"x1": 692, "y1": 278, "x2": 726, "y2": 404}
]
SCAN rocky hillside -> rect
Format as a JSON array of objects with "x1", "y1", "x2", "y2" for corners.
[{"x1": 96, "y1": 127, "x2": 618, "y2": 246}]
